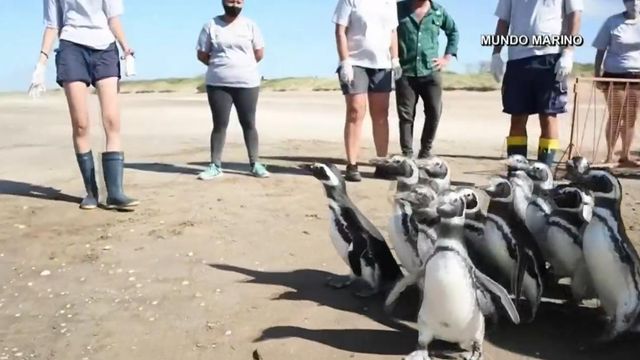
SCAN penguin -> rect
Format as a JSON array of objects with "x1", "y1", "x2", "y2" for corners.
[
  {"x1": 564, "y1": 156, "x2": 640, "y2": 341},
  {"x1": 306, "y1": 162, "x2": 403, "y2": 297},
  {"x1": 544, "y1": 183, "x2": 597, "y2": 303},
  {"x1": 405, "y1": 190, "x2": 520, "y2": 360},
  {"x1": 416, "y1": 156, "x2": 451, "y2": 194},
  {"x1": 384, "y1": 184, "x2": 440, "y2": 313},
  {"x1": 477, "y1": 175, "x2": 545, "y2": 323},
  {"x1": 369, "y1": 155, "x2": 420, "y2": 193}
]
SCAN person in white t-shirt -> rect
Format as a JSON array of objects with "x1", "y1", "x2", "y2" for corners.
[
  {"x1": 333, "y1": 0, "x2": 402, "y2": 182},
  {"x1": 490, "y1": 0, "x2": 583, "y2": 168},
  {"x1": 196, "y1": 0, "x2": 270, "y2": 179},
  {"x1": 593, "y1": 0, "x2": 640, "y2": 167},
  {"x1": 27, "y1": 0, "x2": 139, "y2": 211}
]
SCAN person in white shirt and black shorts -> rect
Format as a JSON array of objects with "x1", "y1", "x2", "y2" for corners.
[
  {"x1": 332, "y1": 0, "x2": 403, "y2": 182},
  {"x1": 490, "y1": 0, "x2": 583, "y2": 169},
  {"x1": 593, "y1": 0, "x2": 640, "y2": 167},
  {"x1": 28, "y1": 0, "x2": 139, "y2": 211}
]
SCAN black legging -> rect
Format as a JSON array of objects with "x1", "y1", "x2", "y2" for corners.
[{"x1": 206, "y1": 85, "x2": 260, "y2": 166}]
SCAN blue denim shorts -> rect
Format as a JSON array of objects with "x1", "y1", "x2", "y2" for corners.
[
  {"x1": 501, "y1": 53, "x2": 568, "y2": 116},
  {"x1": 336, "y1": 65, "x2": 393, "y2": 95},
  {"x1": 55, "y1": 39, "x2": 121, "y2": 87}
]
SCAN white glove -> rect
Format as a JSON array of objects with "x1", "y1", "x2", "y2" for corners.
[
  {"x1": 339, "y1": 59, "x2": 354, "y2": 84},
  {"x1": 555, "y1": 50, "x2": 574, "y2": 81},
  {"x1": 124, "y1": 54, "x2": 136, "y2": 77},
  {"x1": 392, "y1": 58, "x2": 402, "y2": 81},
  {"x1": 28, "y1": 63, "x2": 47, "y2": 99},
  {"x1": 490, "y1": 53, "x2": 505, "y2": 83}
]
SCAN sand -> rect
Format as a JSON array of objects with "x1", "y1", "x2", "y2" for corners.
[{"x1": 0, "y1": 90, "x2": 639, "y2": 360}]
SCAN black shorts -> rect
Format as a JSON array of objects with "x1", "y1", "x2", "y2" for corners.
[
  {"x1": 337, "y1": 65, "x2": 393, "y2": 95},
  {"x1": 55, "y1": 39, "x2": 121, "y2": 88},
  {"x1": 501, "y1": 53, "x2": 568, "y2": 116},
  {"x1": 600, "y1": 71, "x2": 640, "y2": 91}
]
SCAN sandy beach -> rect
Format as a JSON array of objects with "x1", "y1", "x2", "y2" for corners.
[{"x1": 1, "y1": 89, "x2": 639, "y2": 360}]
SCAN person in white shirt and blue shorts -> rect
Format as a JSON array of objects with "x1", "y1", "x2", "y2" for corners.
[
  {"x1": 28, "y1": 0, "x2": 139, "y2": 211},
  {"x1": 593, "y1": 0, "x2": 640, "y2": 167},
  {"x1": 196, "y1": 0, "x2": 270, "y2": 180},
  {"x1": 332, "y1": 0, "x2": 403, "y2": 182},
  {"x1": 490, "y1": 0, "x2": 584, "y2": 168}
]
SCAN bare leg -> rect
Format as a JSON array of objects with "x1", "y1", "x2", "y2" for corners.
[
  {"x1": 63, "y1": 82, "x2": 91, "y2": 153},
  {"x1": 619, "y1": 87, "x2": 639, "y2": 167},
  {"x1": 604, "y1": 87, "x2": 624, "y2": 163},
  {"x1": 95, "y1": 77, "x2": 121, "y2": 151},
  {"x1": 368, "y1": 92, "x2": 390, "y2": 157},
  {"x1": 344, "y1": 94, "x2": 367, "y2": 165}
]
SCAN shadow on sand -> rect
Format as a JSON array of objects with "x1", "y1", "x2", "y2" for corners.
[
  {"x1": 0, "y1": 179, "x2": 82, "y2": 204},
  {"x1": 208, "y1": 263, "x2": 640, "y2": 359}
]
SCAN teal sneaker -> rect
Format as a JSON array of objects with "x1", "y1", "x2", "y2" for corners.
[
  {"x1": 197, "y1": 163, "x2": 223, "y2": 180},
  {"x1": 250, "y1": 162, "x2": 270, "y2": 178}
]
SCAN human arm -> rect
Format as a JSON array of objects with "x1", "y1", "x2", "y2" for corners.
[
  {"x1": 252, "y1": 22, "x2": 265, "y2": 63},
  {"x1": 333, "y1": 0, "x2": 353, "y2": 83},
  {"x1": 489, "y1": 0, "x2": 511, "y2": 82},
  {"x1": 592, "y1": 18, "x2": 611, "y2": 78},
  {"x1": 433, "y1": 9, "x2": 459, "y2": 71},
  {"x1": 103, "y1": 0, "x2": 133, "y2": 55},
  {"x1": 29, "y1": 0, "x2": 61, "y2": 97},
  {"x1": 594, "y1": 50, "x2": 605, "y2": 78},
  {"x1": 555, "y1": 0, "x2": 584, "y2": 80},
  {"x1": 196, "y1": 23, "x2": 212, "y2": 66}
]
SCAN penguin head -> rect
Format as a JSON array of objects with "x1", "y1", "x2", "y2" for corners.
[
  {"x1": 482, "y1": 176, "x2": 513, "y2": 201},
  {"x1": 456, "y1": 187, "x2": 481, "y2": 214},
  {"x1": 506, "y1": 154, "x2": 531, "y2": 173},
  {"x1": 405, "y1": 184, "x2": 438, "y2": 207},
  {"x1": 526, "y1": 162, "x2": 554, "y2": 191},
  {"x1": 435, "y1": 189, "x2": 466, "y2": 221},
  {"x1": 510, "y1": 170, "x2": 535, "y2": 196},
  {"x1": 551, "y1": 185, "x2": 595, "y2": 222},
  {"x1": 417, "y1": 156, "x2": 450, "y2": 192},
  {"x1": 306, "y1": 163, "x2": 343, "y2": 187},
  {"x1": 580, "y1": 170, "x2": 620, "y2": 201},
  {"x1": 369, "y1": 155, "x2": 415, "y2": 178},
  {"x1": 565, "y1": 156, "x2": 590, "y2": 180}
]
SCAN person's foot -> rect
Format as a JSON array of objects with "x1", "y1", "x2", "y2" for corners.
[
  {"x1": 402, "y1": 150, "x2": 414, "y2": 158},
  {"x1": 344, "y1": 164, "x2": 362, "y2": 182},
  {"x1": 250, "y1": 162, "x2": 271, "y2": 178},
  {"x1": 197, "y1": 163, "x2": 223, "y2": 180},
  {"x1": 618, "y1": 157, "x2": 640, "y2": 168},
  {"x1": 417, "y1": 149, "x2": 432, "y2": 160}
]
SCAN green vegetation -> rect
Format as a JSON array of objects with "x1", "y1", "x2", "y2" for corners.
[{"x1": 90, "y1": 62, "x2": 601, "y2": 95}]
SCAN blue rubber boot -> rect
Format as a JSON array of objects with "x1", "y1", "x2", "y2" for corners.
[
  {"x1": 75, "y1": 151, "x2": 99, "y2": 210},
  {"x1": 101, "y1": 151, "x2": 139, "y2": 210}
]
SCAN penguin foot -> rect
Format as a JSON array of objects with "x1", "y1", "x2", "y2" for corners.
[
  {"x1": 325, "y1": 276, "x2": 354, "y2": 289},
  {"x1": 404, "y1": 350, "x2": 431, "y2": 360},
  {"x1": 463, "y1": 342, "x2": 483, "y2": 360}
]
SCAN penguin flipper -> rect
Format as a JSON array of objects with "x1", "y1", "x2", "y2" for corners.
[
  {"x1": 522, "y1": 246, "x2": 544, "y2": 319},
  {"x1": 473, "y1": 268, "x2": 521, "y2": 325}
]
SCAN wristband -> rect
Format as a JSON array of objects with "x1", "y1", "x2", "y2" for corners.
[{"x1": 40, "y1": 51, "x2": 49, "y2": 59}]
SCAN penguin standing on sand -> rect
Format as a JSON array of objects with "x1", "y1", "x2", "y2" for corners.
[
  {"x1": 306, "y1": 163, "x2": 403, "y2": 297},
  {"x1": 565, "y1": 156, "x2": 640, "y2": 341},
  {"x1": 416, "y1": 156, "x2": 451, "y2": 193},
  {"x1": 477, "y1": 175, "x2": 545, "y2": 323},
  {"x1": 544, "y1": 183, "x2": 597, "y2": 303},
  {"x1": 405, "y1": 190, "x2": 520, "y2": 360}
]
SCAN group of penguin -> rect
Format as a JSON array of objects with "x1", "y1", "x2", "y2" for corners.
[{"x1": 305, "y1": 154, "x2": 640, "y2": 360}]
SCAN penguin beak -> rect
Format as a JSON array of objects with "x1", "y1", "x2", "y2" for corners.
[{"x1": 436, "y1": 203, "x2": 458, "y2": 218}]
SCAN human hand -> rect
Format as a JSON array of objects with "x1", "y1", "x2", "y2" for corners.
[
  {"x1": 555, "y1": 50, "x2": 574, "y2": 82},
  {"x1": 339, "y1": 59, "x2": 354, "y2": 84},
  {"x1": 432, "y1": 57, "x2": 450, "y2": 72},
  {"x1": 120, "y1": 47, "x2": 136, "y2": 77},
  {"x1": 27, "y1": 63, "x2": 47, "y2": 99},
  {"x1": 392, "y1": 58, "x2": 402, "y2": 81},
  {"x1": 490, "y1": 53, "x2": 505, "y2": 83}
]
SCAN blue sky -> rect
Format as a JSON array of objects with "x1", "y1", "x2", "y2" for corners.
[{"x1": 0, "y1": 0, "x2": 623, "y2": 92}]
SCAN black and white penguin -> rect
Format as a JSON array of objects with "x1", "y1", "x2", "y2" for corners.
[
  {"x1": 306, "y1": 162, "x2": 403, "y2": 297},
  {"x1": 544, "y1": 183, "x2": 597, "y2": 302},
  {"x1": 384, "y1": 184, "x2": 440, "y2": 313},
  {"x1": 370, "y1": 155, "x2": 420, "y2": 193},
  {"x1": 565, "y1": 156, "x2": 640, "y2": 341},
  {"x1": 416, "y1": 156, "x2": 451, "y2": 194},
  {"x1": 478, "y1": 176, "x2": 545, "y2": 323},
  {"x1": 405, "y1": 190, "x2": 520, "y2": 360}
]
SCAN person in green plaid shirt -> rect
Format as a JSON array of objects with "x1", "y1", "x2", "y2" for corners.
[{"x1": 396, "y1": 0, "x2": 459, "y2": 159}]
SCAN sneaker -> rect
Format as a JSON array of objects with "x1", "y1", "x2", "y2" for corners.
[
  {"x1": 250, "y1": 162, "x2": 271, "y2": 178},
  {"x1": 344, "y1": 164, "x2": 362, "y2": 182},
  {"x1": 197, "y1": 163, "x2": 223, "y2": 180}
]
